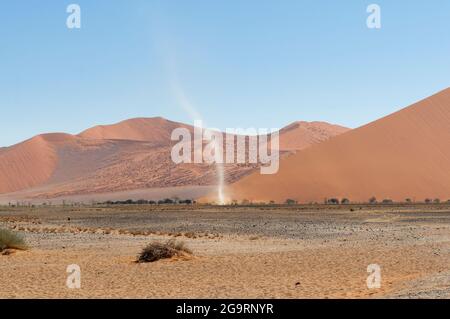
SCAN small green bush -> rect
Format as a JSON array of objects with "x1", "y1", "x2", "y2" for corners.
[
  {"x1": 137, "y1": 239, "x2": 192, "y2": 263},
  {"x1": 0, "y1": 228, "x2": 28, "y2": 251}
]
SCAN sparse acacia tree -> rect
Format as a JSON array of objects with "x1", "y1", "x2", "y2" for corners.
[
  {"x1": 327, "y1": 198, "x2": 339, "y2": 205},
  {"x1": 285, "y1": 199, "x2": 297, "y2": 205}
]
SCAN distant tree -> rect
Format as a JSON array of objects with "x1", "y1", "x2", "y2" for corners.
[
  {"x1": 269, "y1": 200, "x2": 275, "y2": 205},
  {"x1": 405, "y1": 198, "x2": 412, "y2": 203},
  {"x1": 424, "y1": 198, "x2": 432, "y2": 204},
  {"x1": 369, "y1": 197, "x2": 377, "y2": 204},
  {"x1": 382, "y1": 199, "x2": 393, "y2": 204},
  {"x1": 433, "y1": 198, "x2": 441, "y2": 204},
  {"x1": 327, "y1": 198, "x2": 339, "y2": 205},
  {"x1": 241, "y1": 199, "x2": 250, "y2": 205},
  {"x1": 341, "y1": 198, "x2": 350, "y2": 204},
  {"x1": 285, "y1": 199, "x2": 297, "y2": 205}
]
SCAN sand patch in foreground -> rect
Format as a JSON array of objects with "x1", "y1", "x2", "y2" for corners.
[{"x1": 0, "y1": 239, "x2": 447, "y2": 298}]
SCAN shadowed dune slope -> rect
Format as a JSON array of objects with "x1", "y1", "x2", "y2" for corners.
[
  {"x1": 0, "y1": 134, "x2": 60, "y2": 193},
  {"x1": 226, "y1": 88, "x2": 450, "y2": 203}
]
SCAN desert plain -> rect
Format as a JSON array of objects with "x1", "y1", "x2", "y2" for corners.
[{"x1": 1, "y1": 203, "x2": 449, "y2": 299}]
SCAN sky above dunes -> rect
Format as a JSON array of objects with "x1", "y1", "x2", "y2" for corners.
[{"x1": 1, "y1": 1, "x2": 450, "y2": 146}]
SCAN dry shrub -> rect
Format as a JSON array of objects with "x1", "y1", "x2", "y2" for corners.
[
  {"x1": 137, "y1": 239, "x2": 192, "y2": 263},
  {"x1": 184, "y1": 232, "x2": 197, "y2": 239},
  {"x1": 0, "y1": 228, "x2": 28, "y2": 251}
]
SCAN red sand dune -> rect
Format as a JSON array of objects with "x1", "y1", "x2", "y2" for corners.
[
  {"x1": 78, "y1": 117, "x2": 192, "y2": 144},
  {"x1": 278, "y1": 121, "x2": 349, "y2": 151},
  {"x1": 0, "y1": 135, "x2": 58, "y2": 194},
  {"x1": 225, "y1": 88, "x2": 450, "y2": 203},
  {"x1": 0, "y1": 117, "x2": 346, "y2": 200}
]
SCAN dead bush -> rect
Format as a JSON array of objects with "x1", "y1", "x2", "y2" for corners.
[{"x1": 137, "y1": 239, "x2": 192, "y2": 263}]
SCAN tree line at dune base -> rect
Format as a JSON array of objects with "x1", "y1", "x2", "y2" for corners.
[{"x1": 3, "y1": 197, "x2": 450, "y2": 208}]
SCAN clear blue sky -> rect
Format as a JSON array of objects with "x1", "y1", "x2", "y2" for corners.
[{"x1": 1, "y1": 1, "x2": 450, "y2": 146}]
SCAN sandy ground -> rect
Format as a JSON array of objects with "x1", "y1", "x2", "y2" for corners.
[{"x1": 0, "y1": 204, "x2": 449, "y2": 298}]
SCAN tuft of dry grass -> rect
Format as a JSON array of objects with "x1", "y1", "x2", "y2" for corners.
[
  {"x1": 0, "y1": 228, "x2": 28, "y2": 252},
  {"x1": 137, "y1": 239, "x2": 192, "y2": 263}
]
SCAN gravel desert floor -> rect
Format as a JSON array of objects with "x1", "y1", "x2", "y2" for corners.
[{"x1": 0, "y1": 204, "x2": 449, "y2": 298}]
